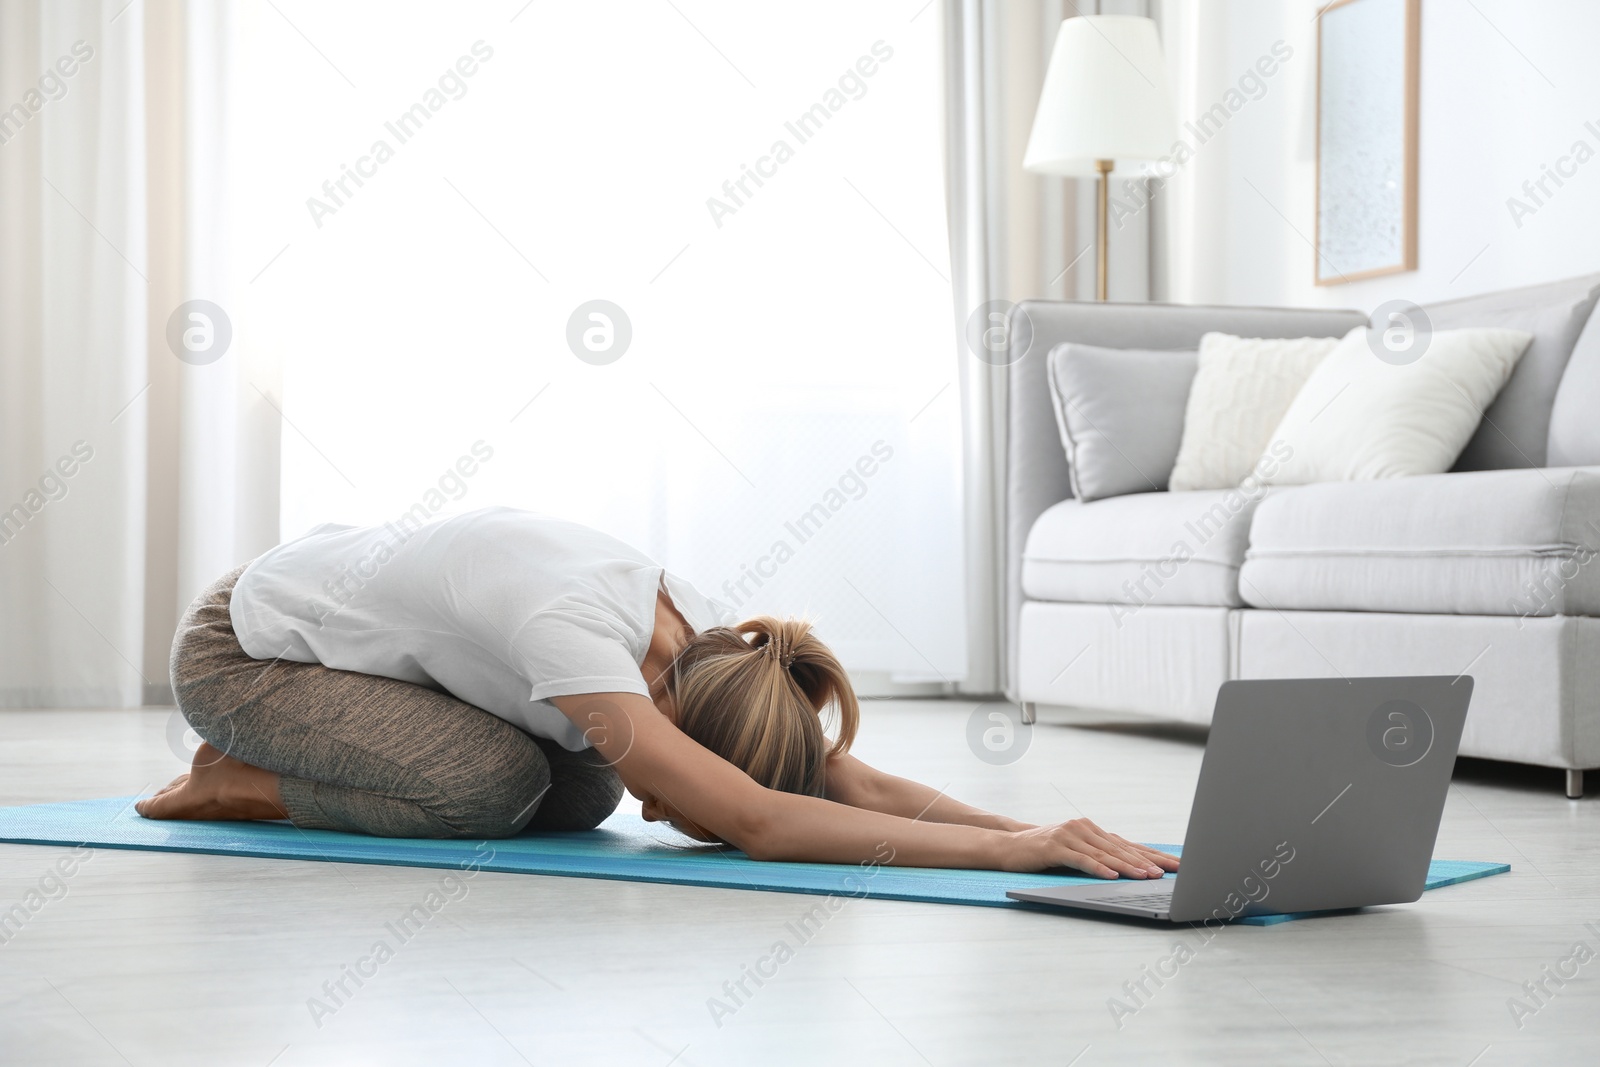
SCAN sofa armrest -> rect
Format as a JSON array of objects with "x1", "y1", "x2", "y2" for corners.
[{"x1": 1001, "y1": 300, "x2": 1364, "y2": 700}]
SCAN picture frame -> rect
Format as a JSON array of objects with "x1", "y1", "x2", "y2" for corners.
[{"x1": 1314, "y1": 0, "x2": 1420, "y2": 285}]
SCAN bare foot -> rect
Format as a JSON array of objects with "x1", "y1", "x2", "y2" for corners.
[{"x1": 135, "y1": 743, "x2": 288, "y2": 822}]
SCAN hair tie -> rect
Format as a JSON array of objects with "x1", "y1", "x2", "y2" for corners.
[{"x1": 761, "y1": 634, "x2": 797, "y2": 670}]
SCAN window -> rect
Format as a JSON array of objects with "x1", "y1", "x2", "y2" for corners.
[{"x1": 229, "y1": 0, "x2": 965, "y2": 679}]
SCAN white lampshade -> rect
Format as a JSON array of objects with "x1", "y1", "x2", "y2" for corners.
[{"x1": 1023, "y1": 16, "x2": 1178, "y2": 177}]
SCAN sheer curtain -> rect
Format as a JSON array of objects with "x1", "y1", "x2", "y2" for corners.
[
  {"x1": 1, "y1": 1, "x2": 147, "y2": 706},
  {"x1": 943, "y1": 0, "x2": 1147, "y2": 696},
  {"x1": 0, "y1": 0, "x2": 275, "y2": 707},
  {"x1": 227, "y1": 1, "x2": 968, "y2": 683}
]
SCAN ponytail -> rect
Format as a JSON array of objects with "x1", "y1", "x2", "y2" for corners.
[{"x1": 668, "y1": 616, "x2": 860, "y2": 796}]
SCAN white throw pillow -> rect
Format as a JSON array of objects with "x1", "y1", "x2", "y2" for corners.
[
  {"x1": 1167, "y1": 333, "x2": 1339, "y2": 491},
  {"x1": 1260, "y1": 325, "x2": 1534, "y2": 485}
]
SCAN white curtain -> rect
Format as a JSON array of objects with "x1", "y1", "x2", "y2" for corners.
[
  {"x1": 0, "y1": 0, "x2": 277, "y2": 707},
  {"x1": 1, "y1": 0, "x2": 148, "y2": 706},
  {"x1": 943, "y1": 0, "x2": 1005, "y2": 695},
  {"x1": 164, "y1": 0, "x2": 281, "y2": 637},
  {"x1": 943, "y1": 0, "x2": 1161, "y2": 694},
  {"x1": 1149, "y1": 0, "x2": 1232, "y2": 305}
]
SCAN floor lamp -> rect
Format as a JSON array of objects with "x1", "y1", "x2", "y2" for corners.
[{"x1": 1023, "y1": 16, "x2": 1177, "y2": 302}]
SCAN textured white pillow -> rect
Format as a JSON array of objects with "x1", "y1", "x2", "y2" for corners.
[
  {"x1": 1260, "y1": 325, "x2": 1534, "y2": 484},
  {"x1": 1167, "y1": 333, "x2": 1339, "y2": 491}
]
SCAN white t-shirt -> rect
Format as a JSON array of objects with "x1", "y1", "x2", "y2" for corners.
[{"x1": 228, "y1": 507, "x2": 736, "y2": 751}]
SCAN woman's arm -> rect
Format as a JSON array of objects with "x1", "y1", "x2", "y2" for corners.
[
  {"x1": 823, "y1": 751, "x2": 1036, "y2": 832},
  {"x1": 552, "y1": 693, "x2": 1175, "y2": 877}
]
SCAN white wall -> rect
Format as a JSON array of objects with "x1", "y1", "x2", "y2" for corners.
[{"x1": 1160, "y1": 0, "x2": 1600, "y2": 311}]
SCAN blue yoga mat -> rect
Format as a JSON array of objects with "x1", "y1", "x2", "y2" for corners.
[{"x1": 0, "y1": 796, "x2": 1508, "y2": 926}]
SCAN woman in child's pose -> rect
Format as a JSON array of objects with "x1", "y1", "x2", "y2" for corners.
[{"x1": 140, "y1": 507, "x2": 1177, "y2": 879}]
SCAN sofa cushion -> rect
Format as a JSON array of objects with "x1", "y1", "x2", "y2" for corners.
[
  {"x1": 1261, "y1": 326, "x2": 1532, "y2": 484},
  {"x1": 1429, "y1": 273, "x2": 1600, "y2": 471},
  {"x1": 1239, "y1": 466, "x2": 1600, "y2": 616},
  {"x1": 1023, "y1": 488, "x2": 1267, "y2": 609},
  {"x1": 1168, "y1": 332, "x2": 1336, "y2": 491},
  {"x1": 1045, "y1": 342, "x2": 1196, "y2": 502}
]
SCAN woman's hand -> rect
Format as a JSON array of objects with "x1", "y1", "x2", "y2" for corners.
[{"x1": 999, "y1": 819, "x2": 1181, "y2": 878}]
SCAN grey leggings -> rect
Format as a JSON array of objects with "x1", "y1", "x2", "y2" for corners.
[{"x1": 171, "y1": 564, "x2": 624, "y2": 838}]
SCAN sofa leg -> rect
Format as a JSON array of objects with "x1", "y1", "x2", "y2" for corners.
[
  {"x1": 1567, "y1": 769, "x2": 1584, "y2": 800},
  {"x1": 1021, "y1": 702, "x2": 1037, "y2": 725}
]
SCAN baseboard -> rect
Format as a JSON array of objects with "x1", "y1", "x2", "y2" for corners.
[
  {"x1": 0, "y1": 686, "x2": 141, "y2": 708},
  {"x1": 846, "y1": 670, "x2": 978, "y2": 699}
]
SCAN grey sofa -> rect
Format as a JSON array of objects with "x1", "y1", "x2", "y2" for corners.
[{"x1": 1002, "y1": 273, "x2": 1600, "y2": 797}]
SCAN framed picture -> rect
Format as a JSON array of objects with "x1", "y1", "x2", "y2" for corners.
[{"x1": 1315, "y1": 0, "x2": 1419, "y2": 285}]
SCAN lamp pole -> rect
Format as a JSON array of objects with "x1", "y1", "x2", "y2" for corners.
[{"x1": 1095, "y1": 158, "x2": 1112, "y2": 302}]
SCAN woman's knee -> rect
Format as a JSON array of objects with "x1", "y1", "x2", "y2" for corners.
[
  {"x1": 440, "y1": 745, "x2": 623, "y2": 836},
  {"x1": 527, "y1": 754, "x2": 624, "y2": 832},
  {"x1": 431, "y1": 743, "x2": 554, "y2": 839},
  {"x1": 566, "y1": 766, "x2": 624, "y2": 831}
]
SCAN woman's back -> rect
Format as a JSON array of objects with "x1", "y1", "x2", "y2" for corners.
[{"x1": 228, "y1": 506, "x2": 732, "y2": 749}]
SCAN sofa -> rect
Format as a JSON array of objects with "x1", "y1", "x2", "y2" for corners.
[{"x1": 1002, "y1": 273, "x2": 1600, "y2": 798}]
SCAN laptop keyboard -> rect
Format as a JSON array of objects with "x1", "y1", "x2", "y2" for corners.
[{"x1": 1085, "y1": 890, "x2": 1175, "y2": 909}]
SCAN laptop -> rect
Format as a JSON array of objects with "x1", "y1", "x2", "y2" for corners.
[{"x1": 1006, "y1": 676, "x2": 1472, "y2": 923}]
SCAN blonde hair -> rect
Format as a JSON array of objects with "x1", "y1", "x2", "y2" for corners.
[{"x1": 667, "y1": 616, "x2": 859, "y2": 797}]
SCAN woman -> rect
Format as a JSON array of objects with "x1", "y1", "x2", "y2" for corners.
[{"x1": 139, "y1": 507, "x2": 1177, "y2": 879}]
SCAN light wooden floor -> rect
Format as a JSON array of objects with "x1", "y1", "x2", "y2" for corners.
[{"x1": 1, "y1": 701, "x2": 1595, "y2": 1067}]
